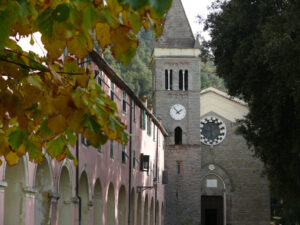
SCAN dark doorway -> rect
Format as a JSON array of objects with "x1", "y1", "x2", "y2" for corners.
[{"x1": 201, "y1": 196, "x2": 223, "y2": 225}]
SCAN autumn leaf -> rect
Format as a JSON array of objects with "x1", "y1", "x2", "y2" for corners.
[
  {"x1": 5, "y1": 151, "x2": 20, "y2": 167},
  {"x1": 95, "y1": 23, "x2": 111, "y2": 49},
  {"x1": 48, "y1": 115, "x2": 67, "y2": 134}
]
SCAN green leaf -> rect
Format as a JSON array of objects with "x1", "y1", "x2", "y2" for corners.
[
  {"x1": 99, "y1": 8, "x2": 120, "y2": 29},
  {"x1": 27, "y1": 75, "x2": 43, "y2": 90},
  {"x1": 8, "y1": 128, "x2": 27, "y2": 150},
  {"x1": 149, "y1": 0, "x2": 172, "y2": 17},
  {"x1": 53, "y1": 4, "x2": 70, "y2": 22},
  {"x1": 37, "y1": 9, "x2": 54, "y2": 37},
  {"x1": 24, "y1": 139, "x2": 40, "y2": 161},
  {"x1": 117, "y1": 0, "x2": 148, "y2": 10},
  {"x1": 81, "y1": 113, "x2": 101, "y2": 134},
  {"x1": 46, "y1": 136, "x2": 66, "y2": 158},
  {"x1": 66, "y1": 128, "x2": 77, "y2": 146},
  {"x1": 83, "y1": 4, "x2": 99, "y2": 31},
  {"x1": 40, "y1": 119, "x2": 53, "y2": 139}
]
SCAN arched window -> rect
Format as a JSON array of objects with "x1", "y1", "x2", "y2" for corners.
[
  {"x1": 174, "y1": 127, "x2": 182, "y2": 145},
  {"x1": 165, "y1": 70, "x2": 173, "y2": 90},
  {"x1": 179, "y1": 70, "x2": 188, "y2": 91}
]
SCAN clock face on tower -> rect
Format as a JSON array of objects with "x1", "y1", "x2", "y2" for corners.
[
  {"x1": 170, "y1": 104, "x2": 186, "y2": 120},
  {"x1": 200, "y1": 116, "x2": 226, "y2": 145}
]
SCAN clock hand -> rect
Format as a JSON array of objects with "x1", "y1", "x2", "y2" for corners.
[{"x1": 176, "y1": 109, "x2": 183, "y2": 114}]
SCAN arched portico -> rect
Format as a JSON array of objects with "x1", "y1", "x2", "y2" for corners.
[
  {"x1": 94, "y1": 179, "x2": 103, "y2": 225},
  {"x1": 34, "y1": 157, "x2": 53, "y2": 225}
]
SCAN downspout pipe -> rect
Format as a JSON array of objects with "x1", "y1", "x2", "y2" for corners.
[
  {"x1": 128, "y1": 99, "x2": 133, "y2": 225},
  {"x1": 155, "y1": 126, "x2": 159, "y2": 225},
  {"x1": 76, "y1": 136, "x2": 82, "y2": 225}
]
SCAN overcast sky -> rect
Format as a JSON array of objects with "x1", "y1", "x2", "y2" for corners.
[
  {"x1": 182, "y1": 0, "x2": 215, "y2": 39},
  {"x1": 18, "y1": 0, "x2": 215, "y2": 55}
]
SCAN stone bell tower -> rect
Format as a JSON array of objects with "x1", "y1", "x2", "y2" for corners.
[{"x1": 151, "y1": 0, "x2": 202, "y2": 224}]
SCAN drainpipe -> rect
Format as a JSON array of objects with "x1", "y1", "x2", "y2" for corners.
[
  {"x1": 128, "y1": 99, "x2": 133, "y2": 225},
  {"x1": 154, "y1": 126, "x2": 159, "y2": 225},
  {"x1": 76, "y1": 136, "x2": 82, "y2": 225}
]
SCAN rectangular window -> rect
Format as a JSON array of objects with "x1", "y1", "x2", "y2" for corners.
[
  {"x1": 153, "y1": 125, "x2": 156, "y2": 141},
  {"x1": 98, "y1": 145, "x2": 102, "y2": 154},
  {"x1": 133, "y1": 103, "x2": 136, "y2": 123},
  {"x1": 122, "y1": 90, "x2": 126, "y2": 113},
  {"x1": 110, "y1": 82, "x2": 114, "y2": 100},
  {"x1": 97, "y1": 71, "x2": 102, "y2": 87},
  {"x1": 133, "y1": 150, "x2": 136, "y2": 169},
  {"x1": 147, "y1": 116, "x2": 152, "y2": 136},
  {"x1": 110, "y1": 141, "x2": 114, "y2": 159},
  {"x1": 184, "y1": 70, "x2": 188, "y2": 91},
  {"x1": 165, "y1": 69, "x2": 173, "y2": 90},
  {"x1": 176, "y1": 161, "x2": 182, "y2": 175},
  {"x1": 122, "y1": 145, "x2": 126, "y2": 164},
  {"x1": 157, "y1": 166, "x2": 160, "y2": 183},
  {"x1": 81, "y1": 136, "x2": 91, "y2": 147},
  {"x1": 140, "y1": 110, "x2": 146, "y2": 130}
]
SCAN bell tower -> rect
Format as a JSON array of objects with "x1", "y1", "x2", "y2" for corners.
[{"x1": 151, "y1": 0, "x2": 202, "y2": 224}]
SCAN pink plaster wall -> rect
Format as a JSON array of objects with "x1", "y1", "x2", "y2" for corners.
[{"x1": 0, "y1": 62, "x2": 166, "y2": 225}]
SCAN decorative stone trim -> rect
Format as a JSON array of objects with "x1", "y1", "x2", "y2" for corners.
[
  {"x1": 24, "y1": 186, "x2": 37, "y2": 198},
  {"x1": 49, "y1": 192, "x2": 60, "y2": 203},
  {"x1": 72, "y1": 197, "x2": 80, "y2": 204},
  {"x1": 0, "y1": 180, "x2": 8, "y2": 187},
  {"x1": 88, "y1": 201, "x2": 93, "y2": 209}
]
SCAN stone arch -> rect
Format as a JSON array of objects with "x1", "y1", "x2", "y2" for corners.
[
  {"x1": 107, "y1": 183, "x2": 115, "y2": 225},
  {"x1": 58, "y1": 159, "x2": 75, "y2": 197},
  {"x1": 155, "y1": 201, "x2": 159, "y2": 225},
  {"x1": 144, "y1": 195, "x2": 148, "y2": 225},
  {"x1": 33, "y1": 155, "x2": 54, "y2": 190},
  {"x1": 79, "y1": 170, "x2": 90, "y2": 225},
  {"x1": 80, "y1": 165, "x2": 92, "y2": 201},
  {"x1": 130, "y1": 188, "x2": 135, "y2": 225},
  {"x1": 4, "y1": 156, "x2": 27, "y2": 225},
  {"x1": 93, "y1": 179, "x2": 103, "y2": 225},
  {"x1": 3, "y1": 156, "x2": 29, "y2": 186},
  {"x1": 150, "y1": 198, "x2": 154, "y2": 225},
  {"x1": 174, "y1": 127, "x2": 182, "y2": 145},
  {"x1": 118, "y1": 185, "x2": 127, "y2": 225},
  {"x1": 58, "y1": 165, "x2": 73, "y2": 225},
  {"x1": 137, "y1": 192, "x2": 142, "y2": 225},
  {"x1": 200, "y1": 164, "x2": 234, "y2": 194},
  {"x1": 34, "y1": 157, "x2": 54, "y2": 225}
]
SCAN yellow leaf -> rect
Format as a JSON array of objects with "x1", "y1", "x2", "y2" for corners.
[
  {"x1": 95, "y1": 22, "x2": 111, "y2": 50},
  {"x1": 41, "y1": 35, "x2": 66, "y2": 61},
  {"x1": 67, "y1": 33, "x2": 93, "y2": 59},
  {"x1": 48, "y1": 115, "x2": 67, "y2": 134},
  {"x1": 16, "y1": 144, "x2": 26, "y2": 157},
  {"x1": 5, "y1": 151, "x2": 20, "y2": 167},
  {"x1": 30, "y1": 35, "x2": 34, "y2": 45},
  {"x1": 68, "y1": 110, "x2": 85, "y2": 133}
]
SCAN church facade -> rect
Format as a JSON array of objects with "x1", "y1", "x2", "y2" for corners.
[{"x1": 151, "y1": 0, "x2": 270, "y2": 225}]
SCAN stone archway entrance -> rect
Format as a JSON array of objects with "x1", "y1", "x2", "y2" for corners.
[{"x1": 201, "y1": 196, "x2": 223, "y2": 225}]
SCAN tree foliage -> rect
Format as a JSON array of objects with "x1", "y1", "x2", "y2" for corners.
[
  {"x1": 205, "y1": 0, "x2": 300, "y2": 222},
  {"x1": 0, "y1": 0, "x2": 172, "y2": 166}
]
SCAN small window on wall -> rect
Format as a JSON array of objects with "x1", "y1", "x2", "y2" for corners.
[
  {"x1": 176, "y1": 161, "x2": 182, "y2": 175},
  {"x1": 140, "y1": 110, "x2": 146, "y2": 130},
  {"x1": 82, "y1": 136, "x2": 91, "y2": 147},
  {"x1": 165, "y1": 69, "x2": 173, "y2": 90},
  {"x1": 98, "y1": 145, "x2": 102, "y2": 154},
  {"x1": 122, "y1": 145, "x2": 126, "y2": 164},
  {"x1": 147, "y1": 116, "x2": 152, "y2": 136},
  {"x1": 110, "y1": 82, "x2": 115, "y2": 100},
  {"x1": 174, "y1": 127, "x2": 182, "y2": 145},
  {"x1": 110, "y1": 141, "x2": 114, "y2": 159},
  {"x1": 133, "y1": 151, "x2": 136, "y2": 169},
  {"x1": 96, "y1": 71, "x2": 103, "y2": 87},
  {"x1": 133, "y1": 103, "x2": 136, "y2": 123},
  {"x1": 122, "y1": 90, "x2": 127, "y2": 113},
  {"x1": 179, "y1": 70, "x2": 188, "y2": 91}
]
